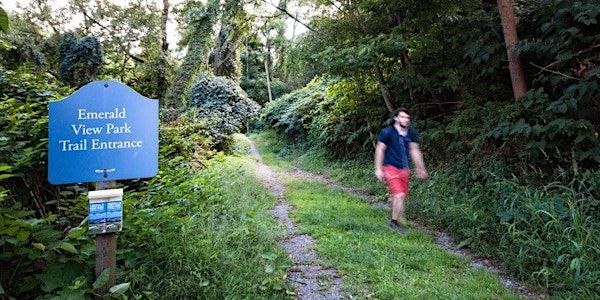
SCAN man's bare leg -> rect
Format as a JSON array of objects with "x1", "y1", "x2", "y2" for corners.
[{"x1": 391, "y1": 193, "x2": 407, "y2": 224}]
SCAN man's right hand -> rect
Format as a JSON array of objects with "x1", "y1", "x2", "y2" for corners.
[
  {"x1": 416, "y1": 168, "x2": 428, "y2": 179},
  {"x1": 375, "y1": 169, "x2": 385, "y2": 182}
]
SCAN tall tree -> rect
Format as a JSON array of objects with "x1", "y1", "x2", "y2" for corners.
[
  {"x1": 212, "y1": 0, "x2": 247, "y2": 81},
  {"x1": 68, "y1": 0, "x2": 163, "y2": 83},
  {"x1": 497, "y1": 0, "x2": 527, "y2": 99}
]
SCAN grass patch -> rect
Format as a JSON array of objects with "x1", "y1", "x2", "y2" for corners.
[{"x1": 282, "y1": 178, "x2": 520, "y2": 299}]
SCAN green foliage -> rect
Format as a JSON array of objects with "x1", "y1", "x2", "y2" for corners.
[
  {"x1": 409, "y1": 170, "x2": 600, "y2": 297},
  {"x1": 119, "y1": 154, "x2": 291, "y2": 299},
  {"x1": 189, "y1": 73, "x2": 260, "y2": 148},
  {"x1": 278, "y1": 0, "x2": 599, "y2": 178},
  {"x1": 0, "y1": 66, "x2": 97, "y2": 299},
  {"x1": 0, "y1": 67, "x2": 73, "y2": 215},
  {"x1": 0, "y1": 19, "x2": 47, "y2": 70},
  {"x1": 164, "y1": 0, "x2": 220, "y2": 108},
  {"x1": 58, "y1": 32, "x2": 104, "y2": 87},
  {"x1": 262, "y1": 77, "x2": 387, "y2": 157},
  {"x1": 0, "y1": 7, "x2": 8, "y2": 33}
]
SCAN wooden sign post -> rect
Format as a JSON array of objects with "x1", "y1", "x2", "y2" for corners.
[{"x1": 94, "y1": 181, "x2": 117, "y2": 295}]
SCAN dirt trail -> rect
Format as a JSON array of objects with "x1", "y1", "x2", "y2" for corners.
[{"x1": 249, "y1": 142, "x2": 344, "y2": 300}]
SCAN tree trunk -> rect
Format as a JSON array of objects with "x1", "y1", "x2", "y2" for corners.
[
  {"x1": 264, "y1": 53, "x2": 273, "y2": 103},
  {"x1": 164, "y1": 0, "x2": 219, "y2": 108},
  {"x1": 497, "y1": 0, "x2": 527, "y2": 100},
  {"x1": 156, "y1": 0, "x2": 169, "y2": 101},
  {"x1": 374, "y1": 64, "x2": 395, "y2": 113}
]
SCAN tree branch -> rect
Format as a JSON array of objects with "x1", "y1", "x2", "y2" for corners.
[
  {"x1": 78, "y1": 8, "x2": 146, "y2": 63},
  {"x1": 260, "y1": 0, "x2": 315, "y2": 32},
  {"x1": 533, "y1": 43, "x2": 600, "y2": 76},
  {"x1": 530, "y1": 62, "x2": 577, "y2": 80}
]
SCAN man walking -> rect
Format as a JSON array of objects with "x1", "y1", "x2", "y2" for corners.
[{"x1": 374, "y1": 107, "x2": 428, "y2": 233}]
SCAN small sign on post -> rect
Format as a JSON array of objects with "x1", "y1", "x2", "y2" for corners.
[
  {"x1": 47, "y1": 80, "x2": 158, "y2": 297},
  {"x1": 89, "y1": 189, "x2": 123, "y2": 235}
]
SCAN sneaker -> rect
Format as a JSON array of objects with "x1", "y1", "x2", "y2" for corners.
[{"x1": 389, "y1": 221, "x2": 407, "y2": 234}]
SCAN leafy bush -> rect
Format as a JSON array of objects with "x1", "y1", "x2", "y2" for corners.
[
  {"x1": 59, "y1": 32, "x2": 103, "y2": 87},
  {"x1": 189, "y1": 73, "x2": 260, "y2": 148},
  {"x1": 0, "y1": 67, "x2": 98, "y2": 299},
  {"x1": 262, "y1": 77, "x2": 388, "y2": 157},
  {"x1": 0, "y1": 66, "x2": 73, "y2": 218}
]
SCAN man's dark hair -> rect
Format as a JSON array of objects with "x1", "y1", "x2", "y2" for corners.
[{"x1": 392, "y1": 107, "x2": 409, "y2": 117}]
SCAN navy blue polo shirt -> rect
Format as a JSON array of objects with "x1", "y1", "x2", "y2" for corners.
[{"x1": 378, "y1": 126, "x2": 419, "y2": 169}]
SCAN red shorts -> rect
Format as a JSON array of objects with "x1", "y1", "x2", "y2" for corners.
[{"x1": 383, "y1": 166, "x2": 409, "y2": 196}]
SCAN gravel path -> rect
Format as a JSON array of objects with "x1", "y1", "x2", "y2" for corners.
[{"x1": 249, "y1": 142, "x2": 344, "y2": 300}]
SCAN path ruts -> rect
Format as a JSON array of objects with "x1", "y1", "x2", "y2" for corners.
[{"x1": 248, "y1": 141, "x2": 344, "y2": 300}]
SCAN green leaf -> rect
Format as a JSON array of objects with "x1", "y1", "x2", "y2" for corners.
[
  {"x1": 16, "y1": 230, "x2": 30, "y2": 241},
  {"x1": 0, "y1": 7, "x2": 8, "y2": 33},
  {"x1": 109, "y1": 282, "x2": 130, "y2": 295},
  {"x1": 37, "y1": 265, "x2": 80, "y2": 293},
  {"x1": 0, "y1": 174, "x2": 14, "y2": 181},
  {"x1": 33, "y1": 242, "x2": 45, "y2": 251},
  {"x1": 60, "y1": 242, "x2": 78, "y2": 254},
  {"x1": 67, "y1": 227, "x2": 85, "y2": 239},
  {"x1": 0, "y1": 283, "x2": 4, "y2": 294},
  {"x1": 93, "y1": 268, "x2": 110, "y2": 290}
]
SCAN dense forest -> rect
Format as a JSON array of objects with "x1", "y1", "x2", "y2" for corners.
[{"x1": 1, "y1": 0, "x2": 598, "y2": 299}]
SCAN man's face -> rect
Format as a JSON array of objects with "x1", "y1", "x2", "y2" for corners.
[{"x1": 395, "y1": 111, "x2": 410, "y2": 128}]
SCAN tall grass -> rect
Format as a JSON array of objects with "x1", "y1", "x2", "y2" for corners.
[
  {"x1": 409, "y1": 171, "x2": 600, "y2": 298},
  {"x1": 119, "y1": 155, "x2": 291, "y2": 299}
]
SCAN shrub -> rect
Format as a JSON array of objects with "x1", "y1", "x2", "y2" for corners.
[
  {"x1": 189, "y1": 73, "x2": 260, "y2": 148},
  {"x1": 262, "y1": 76, "x2": 388, "y2": 157},
  {"x1": 58, "y1": 32, "x2": 103, "y2": 87}
]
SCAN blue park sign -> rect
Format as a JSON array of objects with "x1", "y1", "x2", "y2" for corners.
[{"x1": 48, "y1": 80, "x2": 159, "y2": 184}]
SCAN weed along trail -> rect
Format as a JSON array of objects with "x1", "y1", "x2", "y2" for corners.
[{"x1": 248, "y1": 140, "x2": 344, "y2": 299}]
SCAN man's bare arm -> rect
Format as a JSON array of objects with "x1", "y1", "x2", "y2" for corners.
[
  {"x1": 374, "y1": 141, "x2": 387, "y2": 181},
  {"x1": 409, "y1": 142, "x2": 428, "y2": 179}
]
